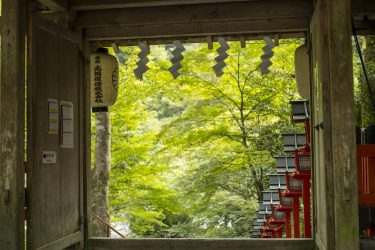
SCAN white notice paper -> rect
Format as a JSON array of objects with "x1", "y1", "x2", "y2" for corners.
[
  {"x1": 60, "y1": 101, "x2": 74, "y2": 148},
  {"x1": 62, "y1": 119, "x2": 74, "y2": 133},
  {"x1": 48, "y1": 99, "x2": 59, "y2": 134}
]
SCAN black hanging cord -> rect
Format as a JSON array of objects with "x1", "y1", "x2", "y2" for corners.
[{"x1": 352, "y1": 18, "x2": 375, "y2": 114}]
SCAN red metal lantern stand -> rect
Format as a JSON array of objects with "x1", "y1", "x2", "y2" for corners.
[
  {"x1": 282, "y1": 173, "x2": 302, "y2": 238},
  {"x1": 292, "y1": 145, "x2": 312, "y2": 238},
  {"x1": 268, "y1": 206, "x2": 286, "y2": 238},
  {"x1": 357, "y1": 144, "x2": 375, "y2": 236},
  {"x1": 276, "y1": 190, "x2": 293, "y2": 238}
]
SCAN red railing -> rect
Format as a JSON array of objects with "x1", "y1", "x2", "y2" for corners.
[{"x1": 91, "y1": 213, "x2": 126, "y2": 238}]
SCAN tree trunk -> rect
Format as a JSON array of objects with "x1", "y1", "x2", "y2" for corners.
[
  {"x1": 92, "y1": 111, "x2": 111, "y2": 237},
  {"x1": 238, "y1": 103, "x2": 264, "y2": 202}
]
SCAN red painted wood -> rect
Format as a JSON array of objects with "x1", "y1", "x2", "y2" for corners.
[
  {"x1": 303, "y1": 178, "x2": 312, "y2": 238},
  {"x1": 357, "y1": 144, "x2": 375, "y2": 205}
]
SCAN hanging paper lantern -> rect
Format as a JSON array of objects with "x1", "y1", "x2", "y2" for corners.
[
  {"x1": 90, "y1": 48, "x2": 119, "y2": 112},
  {"x1": 294, "y1": 45, "x2": 310, "y2": 100}
]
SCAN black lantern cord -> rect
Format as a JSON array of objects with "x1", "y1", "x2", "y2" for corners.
[{"x1": 352, "y1": 18, "x2": 375, "y2": 114}]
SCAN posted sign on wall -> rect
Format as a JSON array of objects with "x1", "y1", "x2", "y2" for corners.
[
  {"x1": 60, "y1": 101, "x2": 74, "y2": 148},
  {"x1": 48, "y1": 99, "x2": 59, "y2": 135}
]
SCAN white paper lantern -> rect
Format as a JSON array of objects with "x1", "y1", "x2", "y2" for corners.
[
  {"x1": 91, "y1": 48, "x2": 119, "y2": 111},
  {"x1": 295, "y1": 45, "x2": 310, "y2": 100}
]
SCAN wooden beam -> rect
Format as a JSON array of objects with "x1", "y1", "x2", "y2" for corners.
[
  {"x1": 85, "y1": 17, "x2": 309, "y2": 41},
  {"x1": 76, "y1": 0, "x2": 375, "y2": 29},
  {"x1": 37, "y1": 0, "x2": 68, "y2": 12},
  {"x1": 76, "y1": 0, "x2": 313, "y2": 41},
  {"x1": 88, "y1": 239, "x2": 316, "y2": 250},
  {"x1": 77, "y1": 0, "x2": 313, "y2": 28},
  {"x1": 36, "y1": 232, "x2": 83, "y2": 250},
  {"x1": 72, "y1": 0, "x2": 375, "y2": 13},
  {"x1": 76, "y1": 0, "x2": 375, "y2": 42},
  {"x1": 91, "y1": 32, "x2": 306, "y2": 47},
  {"x1": 0, "y1": 0, "x2": 26, "y2": 249},
  {"x1": 352, "y1": 0, "x2": 375, "y2": 16},
  {"x1": 71, "y1": 0, "x2": 255, "y2": 11}
]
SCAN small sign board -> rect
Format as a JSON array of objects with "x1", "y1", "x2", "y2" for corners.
[{"x1": 42, "y1": 151, "x2": 57, "y2": 164}]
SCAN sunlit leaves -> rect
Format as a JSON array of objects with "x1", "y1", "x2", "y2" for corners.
[{"x1": 108, "y1": 40, "x2": 302, "y2": 237}]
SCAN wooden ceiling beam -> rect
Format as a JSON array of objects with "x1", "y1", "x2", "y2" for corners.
[
  {"x1": 352, "y1": 0, "x2": 375, "y2": 16},
  {"x1": 85, "y1": 17, "x2": 309, "y2": 42},
  {"x1": 75, "y1": 0, "x2": 375, "y2": 42},
  {"x1": 90, "y1": 32, "x2": 306, "y2": 47},
  {"x1": 77, "y1": 0, "x2": 313, "y2": 41},
  {"x1": 37, "y1": 0, "x2": 68, "y2": 11},
  {"x1": 76, "y1": 0, "x2": 313, "y2": 28},
  {"x1": 70, "y1": 0, "x2": 255, "y2": 11}
]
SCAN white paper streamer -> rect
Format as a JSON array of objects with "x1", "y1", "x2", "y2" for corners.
[
  {"x1": 134, "y1": 41, "x2": 150, "y2": 80},
  {"x1": 259, "y1": 37, "x2": 277, "y2": 74},
  {"x1": 168, "y1": 41, "x2": 185, "y2": 79},
  {"x1": 213, "y1": 38, "x2": 230, "y2": 77}
]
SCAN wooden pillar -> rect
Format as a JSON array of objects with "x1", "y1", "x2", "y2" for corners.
[
  {"x1": 0, "y1": 0, "x2": 26, "y2": 249},
  {"x1": 311, "y1": 0, "x2": 359, "y2": 249},
  {"x1": 79, "y1": 31, "x2": 91, "y2": 249},
  {"x1": 82, "y1": 39, "x2": 93, "y2": 242}
]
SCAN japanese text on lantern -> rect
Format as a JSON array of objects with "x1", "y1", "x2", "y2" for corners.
[{"x1": 94, "y1": 56, "x2": 103, "y2": 103}]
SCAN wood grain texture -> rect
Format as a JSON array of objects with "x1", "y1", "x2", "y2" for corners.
[
  {"x1": 36, "y1": 232, "x2": 82, "y2": 250},
  {"x1": 84, "y1": 17, "x2": 310, "y2": 41},
  {"x1": 0, "y1": 0, "x2": 26, "y2": 249},
  {"x1": 77, "y1": 0, "x2": 312, "y2": 41},
  {"x1": 76, "y1": 0, "x2": 375, "y2": 42},
  {"x1": 88, "y1": 238, "x2": 316, "y2": 250},
  {"x1": 27, "y1": 15, "x2": 83, "y2": 249},
  {"x1": 70, "y1": 0, "x2": 375, "y2": 13},
  {"x1": 76, "y1": 0, "x2": 313, "y2": 28},
  {"x1": 71, "y1": 0, "x2": 256, "y2": 10},
  {"x1": 38, "y1": 0, "x2": 68, "y2": 11},
  {"x1": 82, "y1": 39, "x2": 93, "y2": 243},
  {"x1": 311, "y1": 0, "x2": 359, "y2": 249}
]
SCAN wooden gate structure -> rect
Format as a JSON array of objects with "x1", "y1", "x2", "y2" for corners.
[{"x1": 0, "y1": 0, "x2": 374, "y2": 249}]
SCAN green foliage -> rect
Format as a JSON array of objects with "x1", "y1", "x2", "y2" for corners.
[
  {"x1": 107, "y1": 40, "x2": 302, "y2": 238},
  {"x1": 354, "y1": 36, "x2": 375, "y2": 127}
]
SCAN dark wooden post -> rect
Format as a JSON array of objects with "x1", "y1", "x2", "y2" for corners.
[
  {"x1": 83, "y1": 40, "x2": 93, "y2": 242},
  {"x1": 311, "y1": 0, "x2": 359, "y2": 249},
  {"x1": 0, "y1": 0, "x2": 26, "y2": 249}
]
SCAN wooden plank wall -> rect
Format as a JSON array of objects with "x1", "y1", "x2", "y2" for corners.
[
  {"x1": 0, "y1": 0, "x2": 26, "y2": 249},
  {"x1": 311, "y1": 0, "x2": 359, "y2": 249},
  {"x1": 27, "y1": 15, "x2": 83, "y2": 249}
]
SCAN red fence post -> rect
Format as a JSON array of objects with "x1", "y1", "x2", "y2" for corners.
[
  {"x1": 293, "y1": 196, "x2": 300, "y2": 238},
  {"x1": 285, "y1": 210, "x2": 292, "y2": 238},
  {"x1": 303, "y1": 179, "x2": 312, "y2": 238}
]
